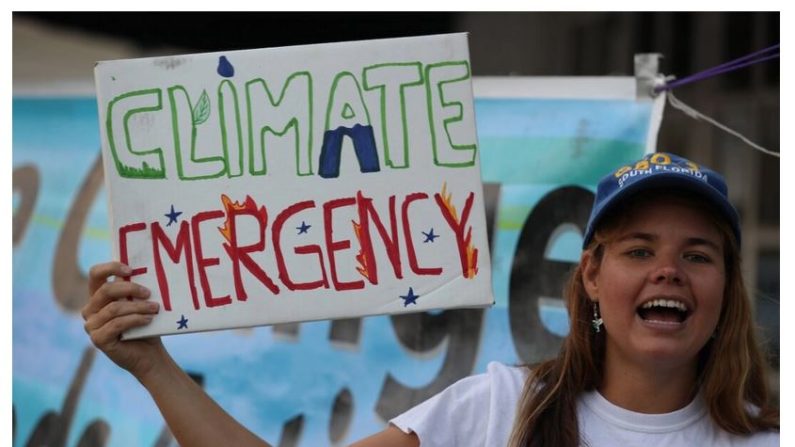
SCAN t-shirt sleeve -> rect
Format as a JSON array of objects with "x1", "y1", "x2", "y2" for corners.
[
  {"x1": 389, "y1": 362, "x2": 526, "y2": 447},
  {"x1": 389, "y1": 373, "x2": 491, "y2": 446}
]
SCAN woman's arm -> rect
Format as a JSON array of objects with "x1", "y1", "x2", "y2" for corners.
[
  {"x1": 84, "y1": 261, "x2": 420, "y2": 447},
  {"x1": 83, "y1": 261, "x2": 270, "y2": 447},
  {"x1": 351, "y1": 426, "x2": 419, "y2": 447},
  {"x1": 138, "y1": 346, "x2": 270, "y2": 446}
]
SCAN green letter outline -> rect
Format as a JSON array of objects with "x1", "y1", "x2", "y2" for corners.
[
  {"x1": 168, "y1": 85, "x2": 227, "y2": 181},
  {"x1": 245, "y1": 72, "x2": 314, "y2": 177},
  {"x1": 363, "y1": 62, "x2": 424, "y2": 170},
  {"x1": 106, "y1": 89, "x2": 166, "y2": 179},
  {"x1": 425, "y1": 61, "x2": 477, "y2": 168}
]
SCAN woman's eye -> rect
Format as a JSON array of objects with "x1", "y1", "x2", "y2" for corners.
[
  {"x1": 685, "y1": 253, "x2": 711, "y2": 263},
  {"x1": 627, "y1": 248, "x2": 652, "y2": 258}
]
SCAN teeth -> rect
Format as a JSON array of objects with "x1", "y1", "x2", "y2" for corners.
[{"x1": 640, "y1": 299, "x2": 688, "y2": 312}]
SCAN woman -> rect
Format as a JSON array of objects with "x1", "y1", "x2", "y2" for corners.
[{"x1": 83, "y1": 152, "x2": 779, "y2": 446}]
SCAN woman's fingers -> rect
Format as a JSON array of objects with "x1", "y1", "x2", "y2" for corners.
[
  {"x1": 82, "y1": 279, "x2": 150, "y2": 321},
  {"x1": 84, "y1": 298, "x2": 159, "y2": 334},
  {"x1": 87, "y1": 311, "x2": 157, "y2": 348},
  {"x1": 88, "y1": 261, "x2": 132, "y2": 295},
  {"x1": 83, "y1": 263, "x2": 165, "y2": 377}
]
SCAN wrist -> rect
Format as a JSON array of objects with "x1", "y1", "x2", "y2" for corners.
[{"x1": 136, "y1": 341, "x2": 177, "y2": 389}]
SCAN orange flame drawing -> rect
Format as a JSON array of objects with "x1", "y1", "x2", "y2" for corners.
[
  {"x1": 438, "y1": 182, "x2": 479, "y2": 279},
  {"x1": 218, "y1": 194, "x2": 259, "y2": 242},
  {"x1": 352, "y1": 219, "x2": 373, "y2": 281},
  {"x1": 464, "y1": 227, "x2": 479, "y2": 279},
  {"x1": 438, "y1": 182, "x2": 458, "y2": 222}
]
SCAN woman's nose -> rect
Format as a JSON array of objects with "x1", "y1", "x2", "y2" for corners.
[{"x1": 650, "y1": 263, "x2": 685, "y2": 285}]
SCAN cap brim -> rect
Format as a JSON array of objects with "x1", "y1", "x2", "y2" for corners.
[{"x1": 584, "y1": 172, "x2": 740, "y2": 248}]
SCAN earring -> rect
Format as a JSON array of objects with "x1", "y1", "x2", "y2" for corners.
[{"x1": 591, "y1": 301, "x2": 604, "y2": 333}]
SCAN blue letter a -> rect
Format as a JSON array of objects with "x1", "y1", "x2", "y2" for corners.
[{"x1": 318, "y1": 124, "x2": 380, "y2": 179}]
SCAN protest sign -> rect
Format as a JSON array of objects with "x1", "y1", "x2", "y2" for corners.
[{"x1": 94, "y1": 34, "x2": 493, "y2": 338}]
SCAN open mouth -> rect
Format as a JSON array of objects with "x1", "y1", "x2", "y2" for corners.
[{"x1": 636, "y1": 299, "x2": 690, "y2": 324}]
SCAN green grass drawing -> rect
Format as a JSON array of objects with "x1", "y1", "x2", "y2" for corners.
[{"x1": 116, "y1": 160, "x2": 165, "y2": 179}]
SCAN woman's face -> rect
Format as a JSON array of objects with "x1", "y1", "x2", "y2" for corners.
[{"x1": 583, "y1": 196, "x2": 726, "y2": 372}]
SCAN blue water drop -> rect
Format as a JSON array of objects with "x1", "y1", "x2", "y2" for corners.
[{"x1": 217, "y1": 56, "x2": 235, "y2": 78}]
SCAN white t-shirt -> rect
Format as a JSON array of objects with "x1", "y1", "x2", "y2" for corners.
[{"x1": 390, "y1": 362, "x2": 779, "y2": 446}]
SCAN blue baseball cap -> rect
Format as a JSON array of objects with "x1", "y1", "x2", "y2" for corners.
[{"x1": 582, "y1": 152, "x2": 741, "y2": 248}]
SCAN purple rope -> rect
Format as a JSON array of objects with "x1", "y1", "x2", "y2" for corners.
[
  {"x1": 692, "y1": 43, "x2": 779, "y2": 77},
  {"x1": 661, "y1": 53, "x2": 780, "y2": 91},
  {"x1": 654, "y1": 43, "x2": 779, "y2": 93}
]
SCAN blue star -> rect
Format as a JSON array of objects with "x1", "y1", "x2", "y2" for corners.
[
  {"x1": 400, "y1": 287, "x2": 419, "y2": 307},
  {"x1": 422, "y1": 228, "x2": 439, "y2": 243},
  {"x1": 165, "y1": 205, "x2": 183, "y2": 226},
  {"x1": 297, "y1": 221, "x2": 311, "y2": 234},
  {"x1": 177, "y1": 315, "x2": 188, "y2": 330}
]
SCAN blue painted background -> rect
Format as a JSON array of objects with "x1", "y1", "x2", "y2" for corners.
[{"x1": 12, "y1": 95, "x2": 653, "y2": 446}]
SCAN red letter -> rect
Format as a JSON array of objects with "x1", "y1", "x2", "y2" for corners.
[
  {"x1": 272, "y1": 200, "x2": 329, "y2": 291},
  {"x1": 151, "y1": 220, "x2": 198, "y2": 311},
  {"x1": 324, "y1": 197, "x2": 364, "y2": 291},
  {"x1": 192, "y1": 210, "x2": 232, "y2": 308},
  {"x1": 402, "y1": 193, "x2": 443, "y2": 276},
  {"x1": 356, "y1": 191, "x2": 403, "y2": 284},
  {"x1": 119, "y1": 222, "x2": 148, "y2": 288},
  {"x1": 221, "y1": 203, "x2": 280, "y2": 299},
  {"x1": 434, "y1": 191, "x2": 478, "y2": 278}
]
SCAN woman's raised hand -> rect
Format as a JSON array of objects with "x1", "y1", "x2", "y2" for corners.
[{"x1": 82, "y1": 261, "x2": 165, "y2": 382}]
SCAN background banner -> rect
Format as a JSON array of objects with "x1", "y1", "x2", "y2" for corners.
[{"x1": 12, "y1": 76, "x2": 663, "y2": 446}]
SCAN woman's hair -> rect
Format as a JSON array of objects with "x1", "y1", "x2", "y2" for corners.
[{"x1": 507, "y1": 190, "x2": 779, "y2": 447}]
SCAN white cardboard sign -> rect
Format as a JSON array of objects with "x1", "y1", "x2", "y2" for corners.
[{"x1": 94, "y1": 33, "x2": 493, "y2": 338}]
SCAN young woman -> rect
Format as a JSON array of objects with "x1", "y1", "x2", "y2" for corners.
[{"x1": 83, "y1": 153, "x2": 779, "y2": 446}]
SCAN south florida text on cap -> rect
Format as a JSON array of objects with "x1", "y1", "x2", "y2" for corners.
[{"x1": 582, "y1": 152, "x2": 741, "y2": 249}]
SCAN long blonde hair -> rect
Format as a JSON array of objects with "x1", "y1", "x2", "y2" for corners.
[{"x1": 508, "y1": 192, "x2": 779, "y2": 447}]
